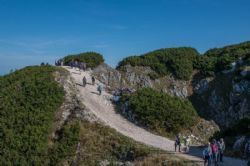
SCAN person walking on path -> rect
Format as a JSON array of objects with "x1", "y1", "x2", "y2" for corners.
[
  {"x1": 82, "y1": 76, "x2": 87, "y2": 87},
  {"x1": 174, "y1": 134, "x2": 181, "y2": 152},
  {"x1": 91, "y1": 76, "x2": 95, "y2": 85},
  {"x1": 203, "y1": 142, "x2": 212, "y2": 166},
  {"x1": 218, "y1": 138, "x2": 225, "y2": 163},
  {"x1": 184, "y1": 136, "x2": 191, "y2": 153},
  {"x1": 211, "y1": 139, "x2": 219, "y2": 166},
  {"x1": 97, "y1": 84, "x2": 103, "y2": 95}
]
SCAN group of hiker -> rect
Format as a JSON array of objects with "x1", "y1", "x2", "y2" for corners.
[
  {"x1": 202, "y1": 138, "x2": 225, "y2": 166},
  {"x1": 174, "y1": 134, "x2": 192, "y2": 153},
  {"x1": 69, "y1": 60, "x2": 87, "y2": 71},
  {"x1": 55, "y1": 59, "x2": 64, "y2": 66},
  {"x1": 174, "y1": 135, "x2": 226, "y2": 166},
  {"x1": 82, "y1": 75, "x2": 103, "y2": 95}
]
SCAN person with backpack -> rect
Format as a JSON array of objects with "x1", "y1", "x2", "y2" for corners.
[
  {"x1": 218, "y1": 138, "x2": 225, "y2": 162},
  {"x1": 97, "y1": 84, "x2": 103, "y2": 95},
  {"x1": 211, "y1": 139, "x2": 219, "y2": 166},
  {"x1": 82, "y1": 76, "x2": 87, "y2": 87},
  {"x1": 203, "y1": 142, "x2": 212, "y2": 166},
  {"x1": 174, "y1": 134, "x2": 181, "y2": 152},
  {"x1": 91, "y1": 76, "x2": 95, "y2": 85}
]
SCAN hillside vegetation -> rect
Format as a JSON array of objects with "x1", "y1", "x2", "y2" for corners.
[
  {"x1": 117, "y1": 47, "x2": 199, "y2": 80},
  {"x1": 63, "y1": 52, "x2": 104, "y2": 68},
  {"x1": 0, "y1": 66, "x2": 190, "y2": 165},
  {"x1": 119, "y1": 88, "x2": 198, "y2": 135},
  {"x1": 0, "y1": 66, "x2": 66, "y2": 164},
  {"x1": 117, "y1": 41, "x2": 250, "y2": 79}
]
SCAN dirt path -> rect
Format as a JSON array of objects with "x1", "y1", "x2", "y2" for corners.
[{"x1": 65, "y1": 67, "x2": 247, "y2": 166}]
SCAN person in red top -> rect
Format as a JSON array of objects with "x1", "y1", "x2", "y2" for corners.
[{"x1": 210, "y1": 139, "x2": 219, "y2": 166}]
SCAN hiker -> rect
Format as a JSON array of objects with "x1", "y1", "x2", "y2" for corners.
[
  {"x1": 91, "y1": 76, "x2": 95, "y2": 85},
  {"x1": 97, "y1": 84, "x2": 103, "y2": 95},
  {"x1": 55, "y1": 60, "x2": 58, "y2": 66},
  {"x1": 203, "y1": 142, "x2": 212, "y2": 166},
  {"x1": 82, "y1": 76, "x2": 87, "y2": 87},
  {"x1": 218, "y1": 138, "x2": 225, "y2": 162},
  {"x1": 184, "y1": 136, "x2": 191, "y2": 153},
  {"x1": 174, "y1": 134, "x2": 181, "y2": 152},
  {"x1": 211, "y1": 139, "x2": 219, "y2": 166}
]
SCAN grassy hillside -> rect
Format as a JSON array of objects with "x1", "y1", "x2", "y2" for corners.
[
  {"x1": 63, "y1": 52, "x2": 104, "y2": 68},
  {"x1": 119, "y1": 88, "x2": 198, "y2": 135},
  {"x1": 117, "y1": 41, "x2": 250, "y2": 79},
  {"x1": 117, "y1": 47, "x2": 199, "y2": 80},
  {"x1": 0, "y1": 66, "x2": 66, "y2": 164}
]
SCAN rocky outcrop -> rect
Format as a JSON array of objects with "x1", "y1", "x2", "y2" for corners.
[
  {"x1": 92, "y1": 63, "x2": 123, "y2": 89},
  {"x1": 93, "y1": 64, "x2": 192, "y2": 98},
  {"x1": 191, "y1": 63, "x2": 250, "y2": 128}
]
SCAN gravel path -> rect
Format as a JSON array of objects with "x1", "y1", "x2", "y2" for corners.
[{"x1": 65, "y1": 67, "x2": 247, "y2": 166}]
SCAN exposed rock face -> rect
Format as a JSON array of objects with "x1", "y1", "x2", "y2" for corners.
[
  {"x1": 192, "y1": 64, "x2": 250, "y2": 128},
  {"x1": 92, "y1": 63, "x2": 123, "y2": 89},
  {"x1": 194, "y1": 78, "x2": 213, "y2": 94},
  {"x1": 122, "y1": 65, "x2": 153, "y2": 88},
  {"x1": 93, "y1": 64, "x2": 192, "y2": 98}
]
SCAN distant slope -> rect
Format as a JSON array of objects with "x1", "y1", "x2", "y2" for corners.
[{"x1": 117, "y1": 41, "x2": 250, "y2": 79}]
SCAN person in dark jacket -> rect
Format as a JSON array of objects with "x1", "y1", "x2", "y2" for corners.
[
  {"x1": 82, "y1": 76, "x2": 87, "y2": 87},
  {"x1": 91, "y1": 76, "x2": 95, "y2": 85},
  {"x1": 174, "y1": 134, "x2": 181, "y2": 152}
]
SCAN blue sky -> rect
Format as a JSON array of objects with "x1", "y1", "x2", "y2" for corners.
[{"x1": 0, "y1": 0, "x2": 250, "y2": 75}]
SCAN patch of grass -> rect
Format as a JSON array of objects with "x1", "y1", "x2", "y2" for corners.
[
  {"x1": 76, "y1": 120, "x2": 155, "y2": 165},
  {"x1": 49, "y1": 121, "x2": 81, "y2": 165}
]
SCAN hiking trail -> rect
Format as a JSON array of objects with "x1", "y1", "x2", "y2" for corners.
[{"x1": 64, "y1": 67, "x2": 247, "y2": 166}]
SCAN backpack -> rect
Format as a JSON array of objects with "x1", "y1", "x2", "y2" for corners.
[
  {"x1": 203, "y1": 148, "x2": 210, "y2": 157},
  {"x1": 211, "y1": 143, "x2": 219, "y2": 153}
]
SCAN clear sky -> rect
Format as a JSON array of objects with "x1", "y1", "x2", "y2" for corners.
[{"x1": 0, "y1": 0, "x2": 250, "y2": 75}]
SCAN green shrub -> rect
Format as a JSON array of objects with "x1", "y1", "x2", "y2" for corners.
[
  {"x1": 117, "y1": 47, "x2": 200, "y2": 80},
  {"x1": 120, "y1": 88, "x2": 198, "y2": 134},
  {"x1": 63, "y1": 52, "x2": 104, "y2": 68},
  {"x1": 0, "y1": 66, "x2": 65, "y2": 165}
]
